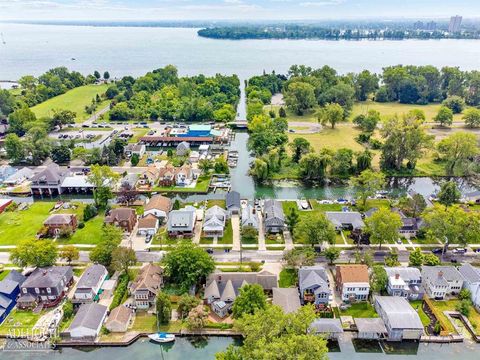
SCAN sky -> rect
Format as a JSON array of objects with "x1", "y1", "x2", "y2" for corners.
[{"x1": 0, "y1": 0, "x2": 478, "y2": 21}]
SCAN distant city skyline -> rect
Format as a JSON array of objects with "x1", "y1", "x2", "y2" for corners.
[{"x1": 0, "y1": 1, "x2": 478, "y2": 21}]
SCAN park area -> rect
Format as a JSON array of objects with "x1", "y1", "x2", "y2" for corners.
[{"x1": 30, "y1": 84, "x2": 110, "y2": 123}]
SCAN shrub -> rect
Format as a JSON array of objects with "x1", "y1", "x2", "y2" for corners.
[
  {"x1": 249, "y1": 262, "x2": 261, "y2": 272},
  {"x1": 130, "y1": 153, "x2": 139, "y2": 166},
  {"x1": 109, "y1": 273, "x2": 130, "y2": 310},
  {"x1": 78, "y1": 222, "x2": 85, "y2": 229},
  {"x1": 369, "y1": 138, "x2": 382, "y2": 150},
  {"x1": 83, "y1": 204, "x2": 98, "y2": 222},
  {"x1": 459, "y1": 288, "x2": 472, "y2": 301},
  {"x1": 356, "y1": 132, "x2": 371, "y2": 144},
  {"x1": 456, "y1": 299, "x2": 471, "y2": 317}
]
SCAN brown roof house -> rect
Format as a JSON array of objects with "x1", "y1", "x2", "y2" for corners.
[
  {"x1": 144, "y1": 194, "x2": 172, "y2": 221},
  {"x1": 43, "y1": 214, "x2": 78, "y2": 237},
  {"x1": 335, "y1": 265, "x2": 370, "y2": 303},
  {"x1": 105, "y1": 305, "x2": 134, "y2": 333},
  {"x1": 104, "y1": 208, "x2": 137, "y2": 233},
  {"x1": 137, "y1": 166, "x2": 160, "y2": 189},
  {"x1": 158, "y1": 165, "x2": 177, "y2": 187},
  {"x1": 129, "y1": 263, "x2": 163, "y2": 310},
  {"x1": 137, "y1": 214, "x2": 159, "y2": 236}
]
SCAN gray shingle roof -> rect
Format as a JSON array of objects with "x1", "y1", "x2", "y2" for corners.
[
  {"x1": 76, "y1": 264, "x2": 107, "y2": 290},
  {"x1": 355, "y1": 318, "x2": 387, "y2": 334},
  {"x1": 272, "y1": 287, "x2": 301, "y2": 314},
  {"x1": 44, "y1": 214, "x2": 75, "y2": 226},
  {"x1": 459, "y1": 264, "x2": 480, "y2": 284},
  {"x1": 207, "y1": 270, "x2": 278, "y2": 291},
  {"x1": 264, "y1": 199, "x2": 284, "y2": 225},
  {"x1": 22, "y1": 266, "x2": 72, "y2": 288},
  {"x1": 5, "y1": 270, "x2": 26, "y2": 286},
  {"x1": 299, "y1": 266, "x2": 329, "y2": 293},
  {"x1": 385, "y1": 267, "x2": 421, "y2": 282},
  {"x1": 69, "y1": 303, "x2": 107, "y2": 331},
  {"x1": 167, "y1": 207, "x2": 196, "y2": 231},
  {"x1": 226, "y1": 191, "x2": 240, "y2": 210},
  {"x1": 421, "y1": 266, "x2": 464, "y2": 286},
  {"x1": 326, "y1": 211, "x2": 364, "y2": 229},
  {"x1": 375, "y1": 296, "x2": 423, "y2": 330},
  {"x1": 0, "y1": 279, "x2": 19, "y2": 295}
]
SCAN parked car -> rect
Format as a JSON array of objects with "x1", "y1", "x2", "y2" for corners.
[
  {"x1": 453, "y1": 248, "x2": 467, "y2": 254},
  {"x1": 451, "y1": 258, "x2": 458, "y2": 263},
  {"x1": 205, "y1": 248, "x2": 214, "y2": 254},
  {"x1": 145, "y1": 235, "x2": 152, "y2": 244},
  {"x1": 431, "y1": 248, "x2": 443, "y2": 254}
]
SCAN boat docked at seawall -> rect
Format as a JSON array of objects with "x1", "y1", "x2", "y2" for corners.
[{"x1": 148, "y1": 333, "x2": 176, "y2": 343}]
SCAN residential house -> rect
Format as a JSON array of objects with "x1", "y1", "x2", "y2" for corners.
[
  {"x1": 137, "y1": 214, "x2": 159, "y2": 236},
  {"x1": 104, "y1": 208, "x2": 137, "y2": 233},
  {"x1": 30, "y1": 163, "x2": 69, "y2": 196},
  {"x1": 120, "y1": 173, "x2": 139, "y2": 190},
  {"x1": 263, "y1": 199, "x2": 285, "y2": 233},
  {"x1": 167, "y1": 206, "x2": 197, "y2": 237},
  {"x1": 129, "y1": 263, "x2": 163, "y2": 309},
  {"x1": 272, "y1": 287, "x2": 301, "y2": 314},
  {"x1": 43, "y1": 214, "x2": 78, "y2": 237},
  {"x1": 189, "y1": 151, "x2": 200, "y2": 163},
  {"x1": 176, "y1": 141, "x2": 190, "y2": 156},
  {"x1": 158, "y1": 165, "x2": 176, "y2": 187},
  {"x1": 241, "y1": 205, "x2": 259, "y2": 230},
  {"x1": 73, "y1": 264, "x2": 108, "y2": 305},
  {"x1": 309, "y1": 318, "x2": 343, "y2": 340},
  {"x1": 385, "y1": 267, "x2": 424, "y2": 301},
  {"x1": 0, "y1": 165, "x2": 17, "y2": 184},
  {"x1": 105, "y1": 305, "x2": 133, "y2": 333},
  {"x1": 175, "y1": 164, "x2": 194, "y2": 186},
  {"x1": 144, "y1": 194, "x2": 172, "y2": 221},
  {"x1": 366, "y1": 208, "x2": 421, "y2": 237},
  {"x1": 0, "y1": 270, "x2": 26, "y2": 324},
  {"x1": 374, "y1": 296, "x2": 424, "y2": 341},
  {"x1": 3, "y1": 167, "x2": 34, "y2": 186},
  {"x1": 326, "y1": 211, "x2": 364, "y2": 231},
  {"x1": 298, "y1": 266, "x2": 330, "y2": 305},
  {"x1": 355, "y1": 318, "x2": 387, "y2": 340},
  {"x1": 458, "y1": 264, "x2": 480, "y2": 309},
  {"x1": 125, "y1": 143, "x2": 146, "y2": 158},
  {"x1": 137, "y1": 166, "x2": 160, "y2": 188},
  {"x1": 67, "y1": 303, "x2": 108, "y2": 340},
  {"x1": 422, "y1": 266, "x2": 464, "y2": 299},
  {"x1": 335, "y1": 265, "x2": 370, "y2": 303},
  {"x1": 204, "y1": 271, "x2": 277, "y2": 317},
  {"x1": 226, "y1": 191, "x2": 241, "y2": 215},
  {"x1": 203, "y1": 205, "x2": 228, "y2": 238},
  {"x1": 17, "y1": 266, "x2": 73, "y2": 309}
]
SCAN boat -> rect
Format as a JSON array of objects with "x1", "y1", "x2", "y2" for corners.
[
  {"x1": 148, "y1": 332, "x2": 175, "y2": 343},
  {"x1": 299, "y1": 199, "x2": 309, "y2": 210}
]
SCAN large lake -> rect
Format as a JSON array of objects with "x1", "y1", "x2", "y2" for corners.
[{"x1": 1, "y1": 24, "x2": 480, "y2": 81}]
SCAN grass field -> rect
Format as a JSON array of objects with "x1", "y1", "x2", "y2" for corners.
[
  {"x1": 336, "y1": 302, "x2": 378, "y2": 318},
  {"x1": 152, "y1": 175, "x2": 211, "y2": 194},
  {"x1": 0, "y1": 310, "x2": 42, "y2": 335},
  {"x1": 431, "y1": 299, "x2": 480, "y2": 334},
  {"x1": 131, "y1": 313, "x2": 183, "y2": 333},
  {"x1": 30, "y1": 84, "x2": 110, "y2": 123},
  {"x1": 279, "y1": 268, "x2": 297, "y2": 288},
  {"x1": 410, "y1": 300, "x2": 431, "y2": 327}
]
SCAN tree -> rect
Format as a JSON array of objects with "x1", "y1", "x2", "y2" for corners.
[
  {"x1": 83, "y1": 204, "x2": 98, "y2": 221},
  {"x1": 0, "y1": 89, "x2": 16, "y2": 117},
  {"x1": 295, "y1": 214, "x2": 336, "y2": 247},
  {"x1": 324, "y1": 247, "x2": 340, "y2": 265},
  {"x1": 198, "y1": 159, "x2": 213, "y2": 174},
  {"x1": 279, "y1": 107, "x2": 287, "y2": 118},
  {"x1": 442, "y1": 96, "x2": 465, "y2": 114},
  {"x1": 289, "y1": 137, "x2": 311, "y2": 163},
  {"x1": 365, "y1": 208, "x2": 402, "y2": 250},
  {"x1": 89, "y1": 225, "x2": 122, "y2": 267},
  {"x1": 438, "y1": 181, "x2": 461, "y2": 207},
  {"x1": 380, "y1": 111, "x2": 433, "y2": 171},
  {"x1": 298, "y1": 150, "x2": 332, "y2": 182},
  {"x1": 355, "y1": 149, "x2": 373, "y2": 173},
  {"x1": 284, "y1": 81, "x2": 316, "y2": 115},
  {"x1": 49, "y1": 109, "x2": 76, "y2": 130},
  {"x1": 354, "y1": 70, "x2": 379, "y2": 101},
  {"x1": 241, "y1": 226, "x2": 258, "y2": 243},
  {"x1": 59, "y1": 245, "x2": 79, "y2": 264},
  {"x1": 8, "y1": 107, "x2": 36, "y2": 136},
  {"x1": 370, "y1": 265, "x2": 388, "y2": 294},
  {"x1": 130, "y1": 153, "x2": 139, "y2": 166},
  {"x1": 331, "y1": 148, "x2": 354, "y2": 177},
  {"x1": 117, "y1": 182, "x2": 138, "y2": 206},
  {"x1": 350, "y1": 169, "x2": 385, "y2": 208},
  {"x1": 463, "y1": 108, "x2": 480, "y2": 127},
  {"x1": 437, "y1": 132, "x2": 479, "y2": 175},
  {"x1": 385, "y1": 249, "x2": 401, "y2": 267},
  {"x1": 409, "y1": 248, "x2": 424, "y2": 266},
  {"x1": 94, "y1": 70, "x2": 101, "y2": 80},
  {"x1": 111, "y1": 247, "x2": 137, "y2": 274},
  {"x1": 177, "y1": 294, "x2": 200, "y2": 319},
  {"x1": 459, "y1": 288, "x2": 472, "y2": 301},
  {"x1": 318, "y1": 102, "x2": 344, "y2": 129},
  {"x1": 156, "y1": 292, "x2": 172, "y2": 325},
  {"x1": 397, "y1": 193, "x2": 427, "y2": 218},
  {"x1": 103, "y1": 71, "x2": 110, "y2": 80},
  {"x1": 285, "y1": 207, "x2": 299, "y2": 234},
  {"x1": 51, "y1": 144, "x2": 71, "y2": 163},
  {"x1": 456, "y1": 299, "x2": 471, "y2": 317},
  {"x1": 422, "y1": 253, "x2": 440, "y2": 266},
  {"x1": 87, "y1": 164, "x2": 119, "y2": 208},
  {"x1": 216, "y1": 305, "x2": 328, "y2": 360},
  {"x1": 4, "y1": 134, "x2": 25, "y2": 164},
  {"x1": 162, "y1": 241, "x2": 215, "y2": 292},
  {"x1": 353, "y1": 109, "x2": 380, "y2": 133},
  {"x1": 187, "y1": 305, "x2": 208, "y2": 331},
  {"x1": 282, "y1": 247, "x2": 315, "y2": 269},
  {"x1": 232, "y1": 284, "x2": 267, "y2": 319},
  {"x1": 213, "y1": 104, "x2": 236, "y2": 122},
  {"x1": 10, "y1": 239, "x2": 58, "y2": 268},
  {"x1": 214, "y1": 156, "x2": 229, "y2": 174},
  {"x1": 434, "y1": 106, "x2": 453, "y2": 127}
]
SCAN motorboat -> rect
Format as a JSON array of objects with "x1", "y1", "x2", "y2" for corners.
[
  {"x1": 299, "y1": 199, "x2": 309, "y2": 210},
  {"x1": 148, "y1": 332, "x2": 175, "y2": 343}
]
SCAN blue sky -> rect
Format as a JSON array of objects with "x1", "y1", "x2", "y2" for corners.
[{"x1": 0, "y1": 0, "x2": 478, "y2": 21}]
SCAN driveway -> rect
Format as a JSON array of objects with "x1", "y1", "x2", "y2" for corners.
[
  {"x1": 257, "y1": 211, "x2": 266, "y2": 251},
  {"x1": 231, "y1": 214, "x2": 241, "y2": 251},
  {"x1": 284, "y1": 230, "x2": 294, "y2": 251},
  {"x1": 193, "y1": 219, "x2": 203, "y2": 244}
]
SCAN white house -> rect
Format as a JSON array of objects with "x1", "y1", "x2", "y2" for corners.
[
  {"x1": 176, "y1": 141, "x2": 190, "y2": 156},
  {"x1": 459, "y1": 264, "x2": 480, "y2": 309},
  {"x1": 385, "y1": 267, "x2": 424, "y2": 301},
  {"x1": 422, "y1": 266, "x2": 464, "y2": 300},
  {"x1": 125, "y1": 144, "x2": 146, "y2": 158},
  {"x1": 203, "y1": 205, "x2": 228, "y2": 238},
  {"x1": 67, "y1": 303, "x2": 108, "y2": 340},
  {"x1": 73, "y1": 264, "x2": 108, "y2": 305},
  {"x1": 241, "y1": 205, "x2": 259, "y2": 229},
  {"x1": 335, "y1": 265, "x2": 370, "y2": 302}
]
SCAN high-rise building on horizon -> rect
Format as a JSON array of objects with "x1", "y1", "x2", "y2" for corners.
[{"x1": 449, "y1": 15, "x2": 462, "y2": 33}]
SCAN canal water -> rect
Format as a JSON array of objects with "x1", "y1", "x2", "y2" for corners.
[{"x1": 1, "y1": 337, "x2": 478, "y2": 360}]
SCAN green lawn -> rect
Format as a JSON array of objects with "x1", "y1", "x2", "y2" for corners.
[
  {"x1": 0, "y1": 310, "x2": 42, "y2": 335},
  {"x1": 264, "y1": 104, "x2": 319, "y2": 123},
  {"x1": 410, "y1": 300, "x2": 431, "y2": 327},
  {"x1": 337, "y1": 302, "x2": 378, "y2": 318},
  {"x1": 61, "y1": 211, "x2": 105, "y2": 245},
  {"x1": 206, "y1": 199, "x2": 226, "y2": 209},
  {"x1": 201, "y1": 220, "x2": 233, "y2": 245},
  {"x1": 129, "y1": 128, "x2": 149, "y2": 143},
  {"x1": 131, "y1": 313, "x2": 183, "y2": 332},
  {"x1": 152, "y1": 175, "x2": 211, "y2": 194},
  {"x1": 279, "y1": 268, "x2": 297, "y2": 288},
  {"x1": 0, "y1": 270, "x2": 10, "y2": 281},
  {"x1": 30, "y1": 84, "x2": 110, "y2": 123},
  {"x1": 430, "y1": 299, "x2": 480, "y2": 335}
]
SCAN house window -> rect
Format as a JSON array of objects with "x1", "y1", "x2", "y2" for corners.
[
  {"x1": 22, "y1": 288, "x2": 27, "y2": 294},
  {"x1": 47, "y1": 288, "x2": 51, "y2": 294},
  {"x1": 35, "y1": 288, "x2": 40, "y2": 294}
]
